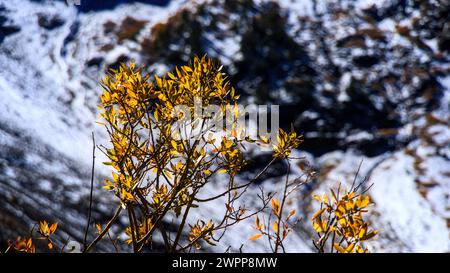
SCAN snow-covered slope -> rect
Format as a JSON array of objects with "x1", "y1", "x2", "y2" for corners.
[{"x1": 0, "y1": 0, "x2": 189, "y2": 249}]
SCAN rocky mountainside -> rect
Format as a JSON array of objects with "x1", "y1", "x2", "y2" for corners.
[{"x1": 0, "y1": 0, "x2": 449, "y2": 252}]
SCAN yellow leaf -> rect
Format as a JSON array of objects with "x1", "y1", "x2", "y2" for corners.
[
  {"x1": 96, "y1": 224, "x2": 102, "y2": 235},
  {"x1": 334, "y1": 243, "x2": 346, "y2": 253},
  {"x1": 347, "y1": 192, "x2": 355, "y2": 200},
  {"x1": 337, "y1": 204, "x2": 346, "y2": 214},
  {"x1": 271, "y1": 198, "x2": 280, "y2": 216},
  {"x1": 168, "y1": 72, "x2": 176, "y2": 80},
  {"x1": 39, "y1": 221, "x2": 48, "y2": 235},
  {"x1": 312, "y1": 208, "x2": 326, "y2": 220},
  {"x1": 360, "y1": 195, "x2": 370, "y2": 208},
  {"x1": 313, "y1": 219, "x2": 326, "y2": 233},
  {"x1": 157, "y1": 93, "x2": 166, "y2": 102},
  {"x1": 103, "y1": 182, "x2": 115, "y2": 190},
  {"x1": 322, "y1": 193, "x2": 329, "y2": 204},
  {"x1": 183, "y1": 65, "x2": 193, "y2": 73},
  {"x1": 313, "y1": 194, "x2": 322, "y2": 202},
  {"x1": 171, "y1": 140, "x2": 178, "y2": 150},
  {"x1": 255, "y1": 216, "x2": 262, "y2": 230},
  {"x1": 112, "y1": 172, "x2": 119, "y2": 182},
  {"x1": 49, "y1": 223, "x2": 58, "y2": 234},
  {"x1": 287, "y1": 209, "x2": 296, "y2": 220},
  {"x1": 164, "y1": 170, "x2": 172, "y2": 180},
  {"x1": 361, "y1": 230, "x2": 379, "y2": 241},
  {"x1": 345, "y1": 243, "x2": 355, "y2": 252},
  {"x1": 272, "y1": 221, "x2": 279, "y2": 233},
  {"x1": 338, "y1": 217, "x2": 347, "y2": 227},
  {"x1": 345, "y1": 201, "x2": 355, "y2": 211},
  {"x1": 358, "y1": 225, "x2": 367, "y2": 239}
]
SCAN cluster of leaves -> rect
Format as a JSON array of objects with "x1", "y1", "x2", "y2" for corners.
[
  {"x1": 311, "y1": 188, "x2": 378, "y2": 253},
  {"x1": 272, "y1": 128, "x2": 303, "y2": 159},
  {"x1": 4, "y1": 221, "x2": 58, "y2": 253},
  {"x1": 248, "y1": 153, "x2": 379, "y2": 253}
]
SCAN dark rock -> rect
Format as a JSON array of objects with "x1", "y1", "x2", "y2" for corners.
[
  {"x1": 361, "y1": 4, "x2": 383, "y2": 22},
  {"x1": 37, "y1": 13, "x2": 65, "y2": 30},
  {"x1": 103, "y1": 21, "x2": 117, "y2": 35},
  {"x1": 234, "y1": 1, "x2": 315, "y2": 104},
  {"x1": 352, "y1": 55, "x2": 380, "y2": 68},
  {"x1": 86, "y1": 56, "x2": 104, "y2": 67},
  {"x1": 336, "y1": 34, "x2": 366, "y2": 48},
  {"x1": 0, "y1": 24, "x2": 20, "y2": 43},
  {"x1": 438, "y1": 24, "x2": 450, "y2": 53},
  {"x1": 353, "y1": 136, "x2": 398, "y2": 157},
  {"x1": 240, "y1": 154, "x2": 286, "y2": 184},
  {"x1": 0, "y1": 8, "x2": 20, "y2": 43},
  {"x1": 107, "y1": 55, "x2": 129, "y2": 71},
  {"x1": 75, "y1": 0, "x2": 170, "y2": 12}
]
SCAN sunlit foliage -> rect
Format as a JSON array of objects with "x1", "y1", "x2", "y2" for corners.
[
  {"x1": 94, "y1": 56, "x2": 290, "y2": 252},
  {"x1": 4, "y1": 56, "x2": 377, "y2": 254},
  {"x1": 311, "y1": 189, "x2": 378, "y2": 253},
  {"x1": 4, "y1": 221, "x2": 58, "y2": 253}
]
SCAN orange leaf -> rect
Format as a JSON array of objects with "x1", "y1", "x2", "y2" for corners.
[
  {"x1": 248, "y1": 234, "x2": 262, "y2": 241},
  {"x1": 312, "y1": 208, "x2": 326, "y2": 220},
  {"x1": 287, "y1": 209, "x2": 296, "y2": 220}
]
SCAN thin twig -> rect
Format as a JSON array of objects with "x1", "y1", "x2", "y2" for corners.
[
  {"x1": 350, "y1": 159, "x2": 363, "y2": 192},
  {"x1": 84, "y1": 206, "x2": 122, "y2": 253},
  {"x1": 83, "y1": 132, "x2": 96, "y2": 249}
]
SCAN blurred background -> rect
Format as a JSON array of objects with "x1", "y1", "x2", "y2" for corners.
[{"x1": 0, "y1": 0, "x2": 449, "y2": 252}]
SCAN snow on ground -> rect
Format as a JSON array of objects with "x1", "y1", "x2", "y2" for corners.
[{"x1": 370, "y1": 152, "x2": 449, "y2": 252}]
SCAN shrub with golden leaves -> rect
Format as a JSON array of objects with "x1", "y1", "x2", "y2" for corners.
[
  {"x1": 88, "y1": 56, "x2": 293, "y2": 253},
  {"x1": 5, "y1": 57, "x2": 378, "y2": 254},
  {"x1": 311, "y1": 188, "x2": 378, "y2": 253}
]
